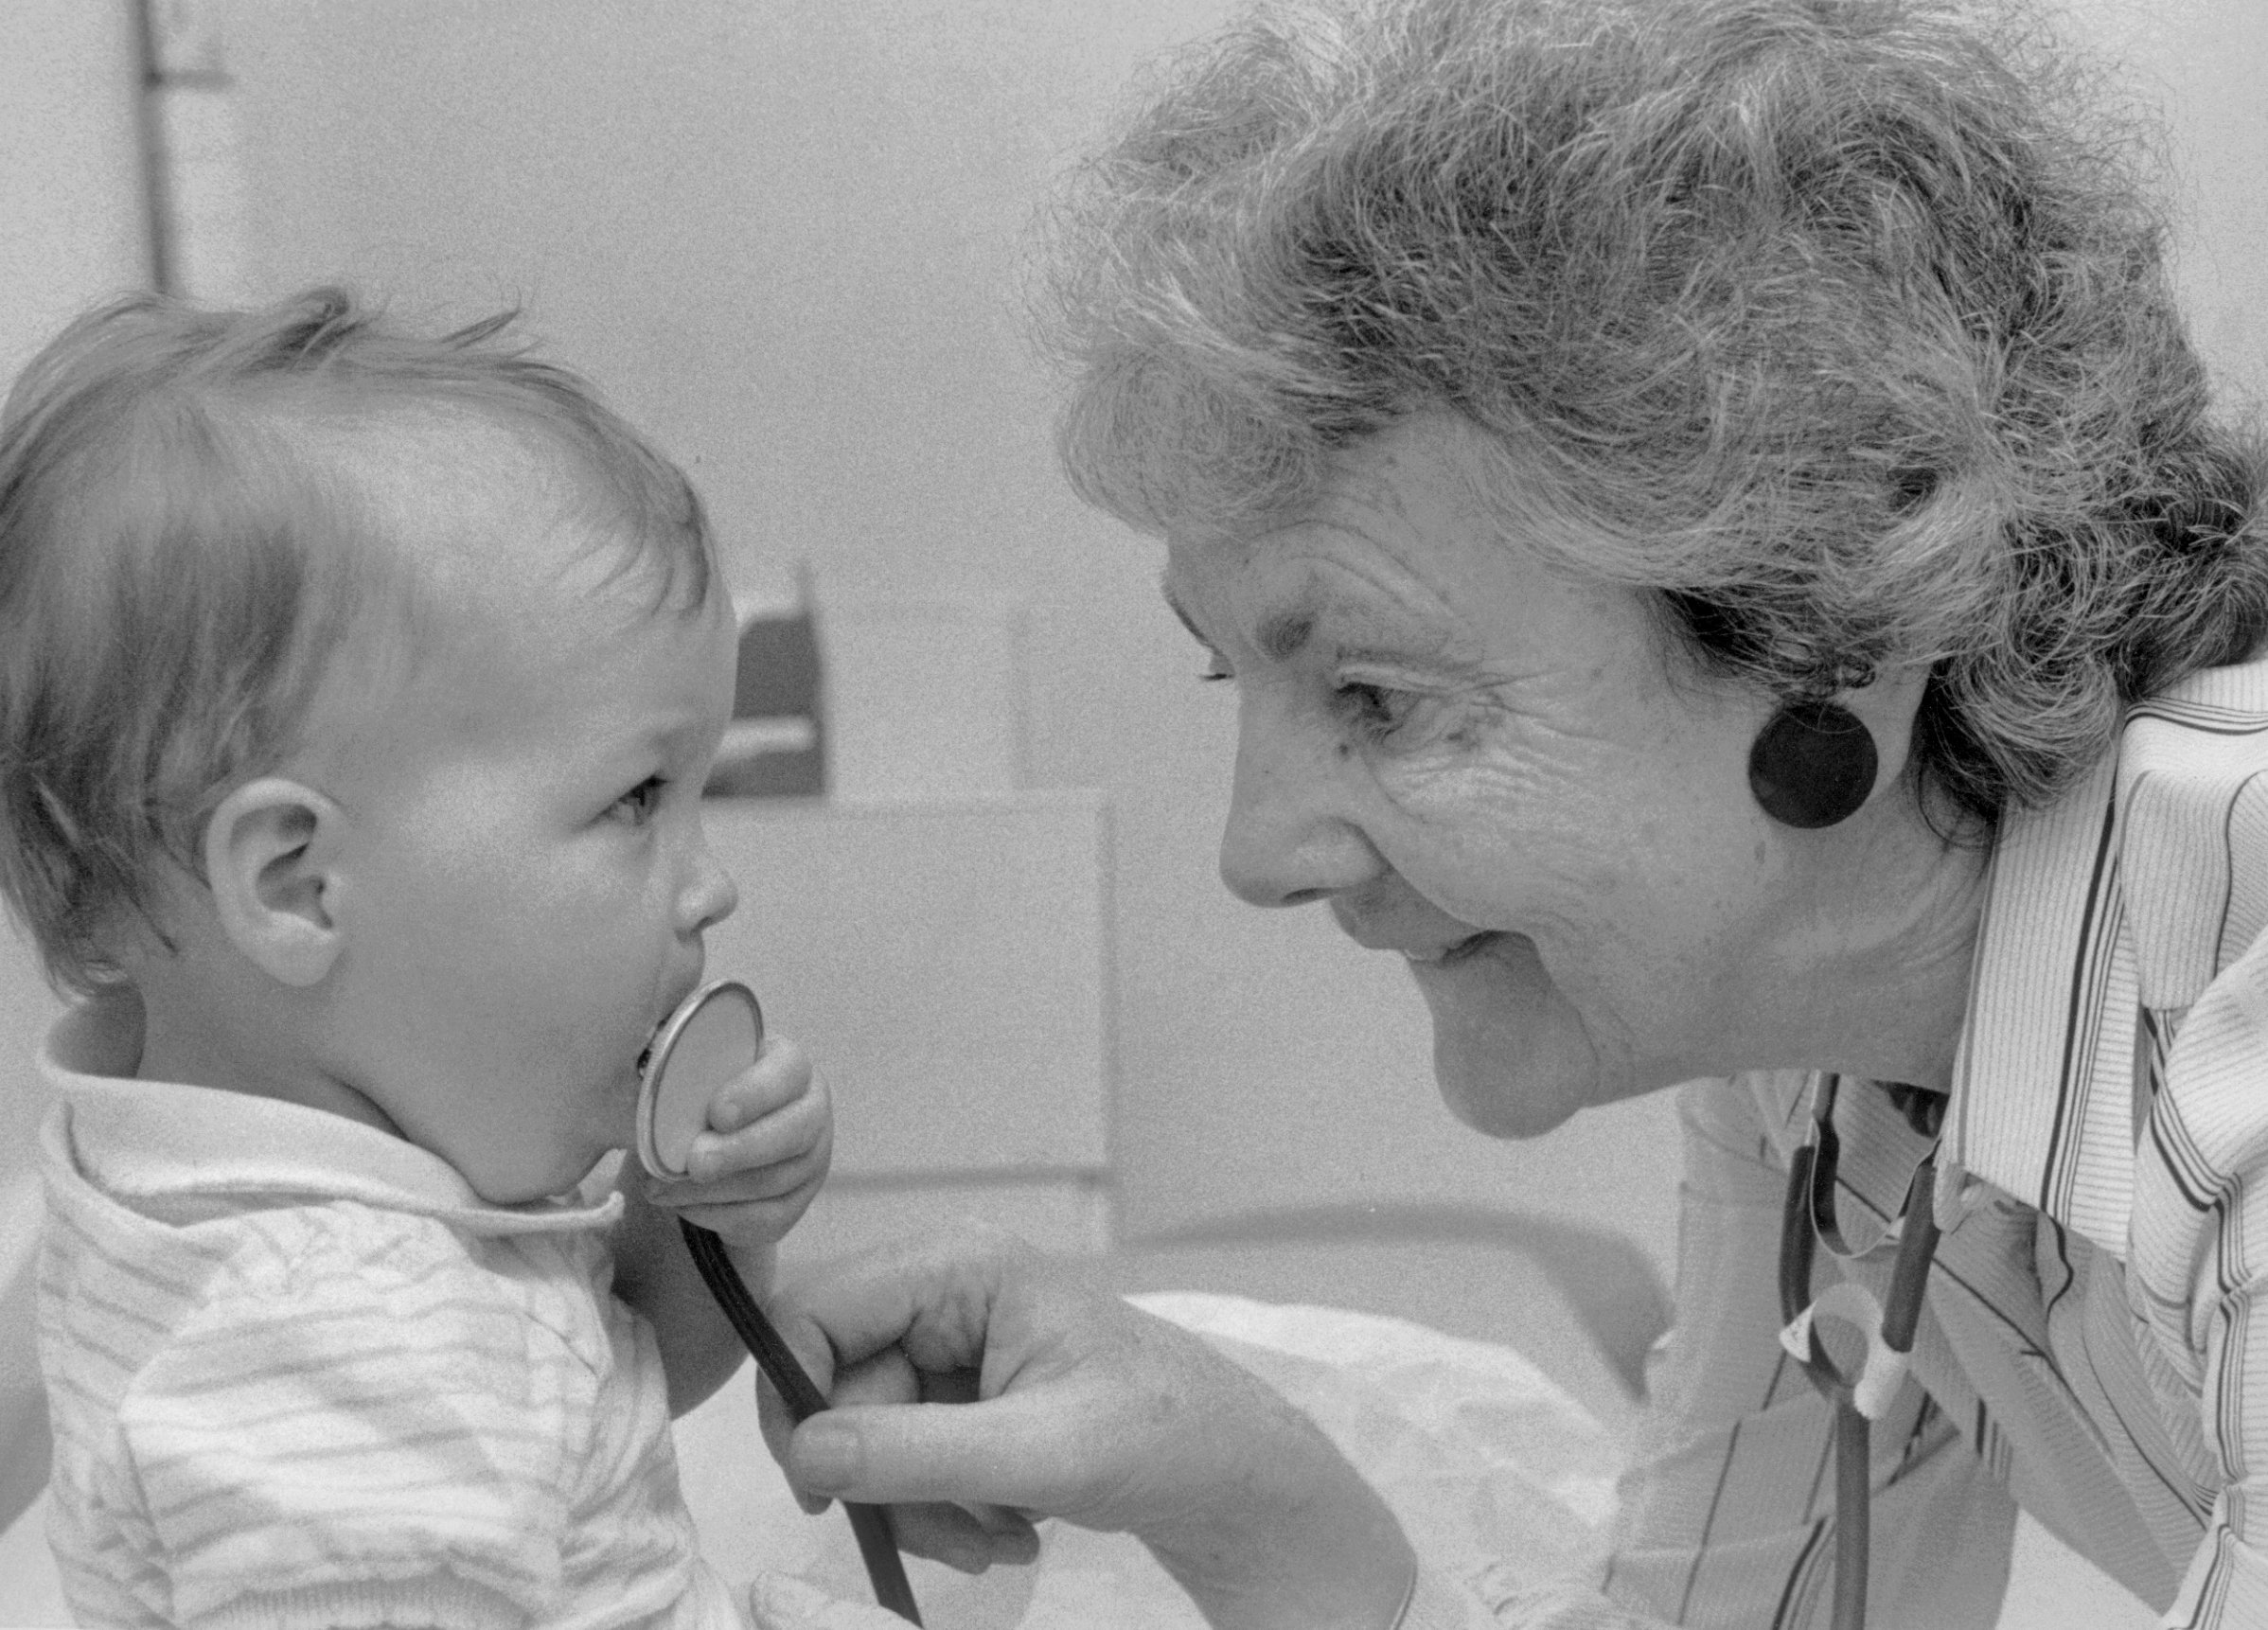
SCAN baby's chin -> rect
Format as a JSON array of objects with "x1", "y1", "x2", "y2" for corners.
[
  {"x1": 598, "y1": 1086, "x2": 647, "y2": 1176},
  {"x1": 1403, "y1": 932, "x2": 1605, "y2": 1139},
  {"x1": 505, "y1": 1086, "x2": 643, "y2": 1203}
]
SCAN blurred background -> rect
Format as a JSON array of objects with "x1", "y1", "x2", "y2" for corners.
[{"x1": 1, "y1": 2, "x2": 2261, "y2": 1624}]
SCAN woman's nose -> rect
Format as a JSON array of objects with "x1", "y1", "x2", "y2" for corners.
[
  {"x1": 1217, "y1": 701, "x2": 1382, "y2": 909},
  {"x1": 679, "y1": 837, "x2": 739, "y2": 934}
]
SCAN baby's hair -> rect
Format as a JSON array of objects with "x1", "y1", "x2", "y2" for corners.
[{"x1": 0, "y1": 285, "x2": 716, "y2": 995}]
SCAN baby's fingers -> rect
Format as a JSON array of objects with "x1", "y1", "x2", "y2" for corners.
[
  {"x1": 678, "y1": 1051, "x2": 830, "y2": 1184},
  {"x1": 709, "y1": 1035, "x2": 820, "y2": 1131},
  {"x1": 680, "y1": 1110, "x2": 843, "y2": 1187}
]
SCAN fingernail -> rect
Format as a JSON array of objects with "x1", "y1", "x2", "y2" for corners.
[{"x1": 794, "y1": 1418, "x2": 861, "y2": 1492}]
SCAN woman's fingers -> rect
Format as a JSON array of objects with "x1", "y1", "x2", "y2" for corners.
[
  {"x1": 757, "y1": 1343, "x2": 914, "y2": 1507},
  {"x1": 881, "y1": 1500, "x2": 1042, "y2": 1573},
  {"x1": 753, "y1": 1338, "x2": 1039, "y2": 1569},
  {"x1": 767, "y1": 1236, "x2": 1234, "y2": 1518},
  {"x1": 770, "y1": 1229, "x2": 1027, "y2": 1376},
  {"x1": 782, "y1": 1332, "x2": 1206, "y2": 1524},
  {"x1": 761, "y1": 1232, "x2": 1417, "y2": 1621}
]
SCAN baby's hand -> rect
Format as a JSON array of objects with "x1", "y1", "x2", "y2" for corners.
[{"x1": 644, "y1": 1034, "x2": 832, "y2": 1254}]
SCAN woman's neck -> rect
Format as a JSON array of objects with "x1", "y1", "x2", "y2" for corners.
[{"x1": 1752, "y1": 801, "x2": 1993, "y2": 1094}]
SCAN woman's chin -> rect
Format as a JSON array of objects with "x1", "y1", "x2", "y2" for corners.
[{"x1": 1404, "y1": 933, "x2": 1604, "y2": 1139}]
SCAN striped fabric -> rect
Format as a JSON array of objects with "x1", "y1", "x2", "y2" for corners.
[
  {"x1": 36, "y1": 995, "x2": 748, "y2": 1630},
  {"x1": 1405, "y1": 657, "x2": 2268, "y2": 1629}
]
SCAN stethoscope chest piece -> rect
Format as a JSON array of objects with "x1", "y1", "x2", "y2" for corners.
[{"x1": 636, "y1": 979, "x2": 764, "y2": 1180}]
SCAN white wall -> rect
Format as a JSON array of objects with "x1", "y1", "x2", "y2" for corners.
[
  {"x1": 2063, "y1": 0, "x2": 2268, "y2": 409},
  {"x1": 0, "y1": 8, "x2": 144, "y2": 1618},
  {"x1": 0, "y1": 0, "x2": 145, "y2": 1258},
  {"x1": 0, "y1": 5, "x2": 145, "y2": 383}
]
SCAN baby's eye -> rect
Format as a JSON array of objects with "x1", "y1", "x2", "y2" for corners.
[{"x1": 611, "y1": 775, "x2": 667, "y2": 824}]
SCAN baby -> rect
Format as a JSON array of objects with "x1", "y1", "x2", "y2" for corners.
[{"x1": 0, "y1": 288, "x2": 835, "y2": 1628}]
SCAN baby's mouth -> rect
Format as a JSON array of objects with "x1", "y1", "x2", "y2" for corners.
[{"x1": 635, "y1": 994, "x2": 686, "y2": 1080}]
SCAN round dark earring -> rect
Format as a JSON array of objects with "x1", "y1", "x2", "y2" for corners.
[{"x1": 1747, "y1": 701, "x2": 1878, "y2": 829}]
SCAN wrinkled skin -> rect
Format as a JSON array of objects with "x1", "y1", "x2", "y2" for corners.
[{"x1": 1170, "y1": 413, "x2": 1983, "y2": 1131}]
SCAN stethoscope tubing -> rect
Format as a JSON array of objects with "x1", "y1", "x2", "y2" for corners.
[
  {"x1": 678, "y1": 1218, "x2": 924, "y2": 1624},
  {"x1": 1779, "y1": 1076, "x2": 1943, "y2": 1630}
]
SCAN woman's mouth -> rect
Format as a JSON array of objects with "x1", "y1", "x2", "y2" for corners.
[{"x1": 1405, "y1": 930, "x2": 1509, "y2": 966}]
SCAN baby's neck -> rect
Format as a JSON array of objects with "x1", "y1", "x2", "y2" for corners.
[{"x1": 132, "y1": 963, "x2": 403, "y2": 1140}]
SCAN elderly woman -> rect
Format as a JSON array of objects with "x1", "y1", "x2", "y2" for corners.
[{"x1": 769, "y1": 0, "x2": 2268, "y2": 1625}]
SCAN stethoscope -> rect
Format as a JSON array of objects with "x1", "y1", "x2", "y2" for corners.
[
  {"x1": 635, "y1": 979, "x2": 923, "y2": 1623},
  {"x1": 644, "y1": 988, "x2": 1940, "y2": 1630},
  {"x1": 1776, "y1": 1072, "x2": 1945, "y2": 1630}
]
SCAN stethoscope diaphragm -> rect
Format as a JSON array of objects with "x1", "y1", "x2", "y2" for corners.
[{"x1": 635, "y1": 979, "x2": 765, "y2": 1179}]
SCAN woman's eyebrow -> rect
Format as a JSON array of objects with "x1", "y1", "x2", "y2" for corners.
[
  {"x1": 1161, "y1": 576, "x2": 1324, "y2": 661},
  {"x1": 1256, "y1": 610, "x2": 1314, "y2": 662}
]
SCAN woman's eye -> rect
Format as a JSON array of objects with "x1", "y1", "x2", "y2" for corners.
[
  {"x1": 1336, "y1": 679, "x2": 1418, "y2": 737},
  {"x1": 611, "y1": 775, "x2": 667, "y2": 824},
  {"x1": 1198, "y1": 666, "x2": 1234, "y2": 684}
]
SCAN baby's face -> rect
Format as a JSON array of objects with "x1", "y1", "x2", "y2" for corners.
[{"x1": 311, "y1": 516, "x2": 740, "y2": 1204}]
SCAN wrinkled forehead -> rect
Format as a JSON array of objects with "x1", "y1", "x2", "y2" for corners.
[
  {"x1": 1160, "y1": 414, "x2": 1561, "y2": 600},
  {"x1": 1157, "y1": 412, "x2": 1692, "y2": 683}
]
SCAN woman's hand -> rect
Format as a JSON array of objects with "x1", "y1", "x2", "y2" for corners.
[{"x1": 766, "y1": 1230, "x2": 1417, "y2": 1630}]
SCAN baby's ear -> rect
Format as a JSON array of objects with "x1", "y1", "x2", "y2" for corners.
[{"x1": 203, "y1": 777, "x2": 344, "y2": 987}]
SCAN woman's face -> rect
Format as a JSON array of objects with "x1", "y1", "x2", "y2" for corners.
[{"x1": 1163, "y1": 416, "x2": 1869, "y2": 1136}]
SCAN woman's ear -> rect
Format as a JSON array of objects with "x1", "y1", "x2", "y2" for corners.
[
  {"x1": 1837, "y1": 663, "x2": 1932, "y2": 794},
  {"x1": 202, "y1": 777, "x2": 345, "y2": 988}
]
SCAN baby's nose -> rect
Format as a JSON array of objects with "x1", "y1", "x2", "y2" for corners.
[{"x1": 682, "y1": 849, "x2": 738, "y2": 932}]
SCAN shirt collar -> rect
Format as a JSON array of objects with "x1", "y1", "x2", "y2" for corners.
[
  {"x1": 1945, "y1": 654, "x2": 2268, "y2": 1255},
  {"x1": 43, "y1": 990, "x2": 621, "y2": 1237}
]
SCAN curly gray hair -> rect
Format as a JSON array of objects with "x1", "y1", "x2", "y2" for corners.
[{"x1": 1042, "y1": 0, "x2": 2268, "y2": 828}]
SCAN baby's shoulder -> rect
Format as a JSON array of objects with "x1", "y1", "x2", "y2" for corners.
[{"x1": 186, "y1": 1200, "x2": 615, "y2": 1364}]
